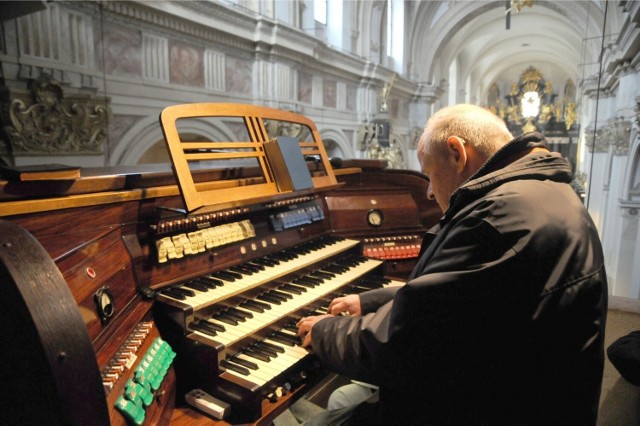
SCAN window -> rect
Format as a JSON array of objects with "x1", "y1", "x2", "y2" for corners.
[{"x1": 314, "y1": 0, "x2": 327, "y2": 25}]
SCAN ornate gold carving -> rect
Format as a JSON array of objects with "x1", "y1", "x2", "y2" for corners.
[
  {"x1": 357, "y1": 122, "x2": 377, "y2": 151},
  {"x1": 522, "y1": 119, "x2": 537, "y2": 134},
  {"x1": 1, "y1": 74, "x2": 110, "y2": 154},
  {"x1": 507, "y1": 0, "x2": 535, "y2": 14},
  {"x1": 264, "y1": 119, "x2": 305, "y2": 139},
  {"x1": 564, "y1": 102, "x2": 576, "y2": 130},
  {"x1": 487, "y1": 66, "x2": 577, "y2": 136},
  {"x1": 366, "y1": 138, "x2": 404, "y2": 169},
  {"x1": 379, "y1": 73, "x2": 396, "y2": 113}
]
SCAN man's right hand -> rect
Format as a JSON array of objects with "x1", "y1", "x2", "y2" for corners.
[{"x1": 328, "y1": 294, "x2": 362, "y2": 316}]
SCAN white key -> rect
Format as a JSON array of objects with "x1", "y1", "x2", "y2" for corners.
[
  {"x1": 156, "y1": 238, "x2": 361, "y2": 309},
  {"x1": 212, "y1": 259, "x2": 382, "y2": 346}
]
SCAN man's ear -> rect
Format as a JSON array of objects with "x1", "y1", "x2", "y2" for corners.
[{"x1": 447, "y1": 136, "x2": 467, "y2": 173}]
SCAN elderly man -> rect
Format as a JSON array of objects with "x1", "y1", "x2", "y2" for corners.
[{"x1": 296, "y1": 104, "x2": 608, "y2": 425}]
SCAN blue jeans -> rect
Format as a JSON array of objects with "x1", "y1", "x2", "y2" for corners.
[
  {"x1": 327, "y1": 383, "x2": 376, "y2": 410},
  {"x1": 301, "y1": 382, "x2": 378, "y2": 425}
]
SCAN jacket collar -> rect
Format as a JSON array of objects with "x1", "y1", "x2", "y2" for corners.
[{"x1": 442, "y1": 132, "x2": 573, "y2": 221}]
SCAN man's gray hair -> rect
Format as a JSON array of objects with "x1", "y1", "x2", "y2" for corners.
[{"x1": 421, "y1": 104, "x2": 513, "y2": 158}]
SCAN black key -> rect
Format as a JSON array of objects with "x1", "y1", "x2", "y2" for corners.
[
  {"x1": 240, "y1": 263, "x2": 261, "y2": 273},
  {"x1": 335, "y1": 258, "x2": 358, "y2": 267},
  {"x1": 224, "y1": 269, "x2": 244, "y2": 279},
  {"x1": 161, "y1": 289, "x2": 186, "y2": 300},
  {"x1": 306, "y1": 276, "x2": 324, "y2": 284},
  {"x1": 252, "y1": 344, "x2": 277, "y2": 358},
  {"x1": 230, "y1": 266, "x2": 252, "y2": 276},
  {"x1": 269, "y1": 333, "x2": 294, "y2": 347},
  {"x1": 194, "y1": 278, "x2": 216, "y2": 288},
  {"x1": 258, "y1": 294, "x2": 282, "y2": 305},
  {"x1": 289, "y1": 283, "x2": 308, "y2": 292},
  {"x1": 352, "y1": 284, "x2": 376, "y2": 293},
  {"x1": 245, "y1": 349, "x2": 270, "y2": 363},
  {"x1": 241, "y1": 301, "x2": 264, "y2": 313},
  {"x1": 247, "y1": 261, "x2": 266, "y2": 271},
  {"x1": 173, "y1": 286, "x2": 196, "y2": 297},
  {"x1": 283, "y1": 324, "x2": 301, "y2": 335},
  {"x1": 291, "y1": 279, "x2": 314, "y2": 289},
  {"x1": 293, "y1": 277, "x2": 319, "y2": 287},
  {"x1": 211, "y1": 271, "x2": 238, "y2": 282},
  {"x1": 222, "y1": 310, "x2": 246, "y2": 322},
  {"x1": 294, "y1": 246, "x2": 311, "y2": 255},
  {"x1": 245, "y1": 299, "x2": 271, "y2": 311},
  {"x1": 212, "y1": 314, "x2": 237, "y2": 326},
  {"x1": 266, "y1": 291, "x2": 288, "y2": 302},
  {"x1": 202, "y1": 319, "x2": 225, "y2": 332},
  {"x1": 229, "y1": 307, "x2": 253, "y2": 319},
  {"x1": 202, "y1": 276, "x2": 225, "y2": 287},
  {"x1": 271, "y1": 290, "x2": 293, "y2": 300},
  {"x1": 274, "y1": 331, "x2": 299, "y2": 346},
  {"x1": 367, "y1": 275, "x2": 392, "y2": 285},
  {"x1": 257, "y1": 256, "x2": 279, "y2": 266},
  {"x1": 272, "y1": 251, "x2": 296, "y2": 261},
  {"x1": 190, "y1": 322, "x2": 217, "y2": 336},
  {"x1": 256, "y1": 341, "x2": 284, "y2": 354},
  {"x1": 324, "y1": 264, "x2": 348, "y2": 274},
  {"x1": 221, "y1": 359, "x2": 250, "y2": 376},
  {"x1": 183, "y1": 281, "x2": 209, "y2": 292},
  {"x1": 311, "y1": 270, "x2": 334, "y2": 279},
  {"x1": 231, "y1": 356, "x2": 258, "y2": 370},
  {"x1": 281, "y1": 284, "x2": 303, "y2": 295}
]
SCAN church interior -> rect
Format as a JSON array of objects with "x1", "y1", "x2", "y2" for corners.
[{"x1": 0, "y1": 1, "x2": 639, "y2": 424}]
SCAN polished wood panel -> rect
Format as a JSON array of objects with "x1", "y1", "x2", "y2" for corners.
[
  {"x1": 0, "y1": 220, "x2": 109, "y2": 425},
  {"x1": 0, "y1": 106, "x2": 439, "y2": 425}
]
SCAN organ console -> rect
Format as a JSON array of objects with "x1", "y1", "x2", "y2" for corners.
[{"x1": 0, "y1": 104, "x2": 440, "y2": 425}]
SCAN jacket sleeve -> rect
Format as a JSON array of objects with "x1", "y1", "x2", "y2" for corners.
[
  {"x1": 309, "y1": 214, "x2": 524, "y2": 388},
  {"x1": 311, "y1": 301, "x2": 394, "y2": 384},
  {"x1": 359, "y1": 287, "x2": 400, "y2": 314}
]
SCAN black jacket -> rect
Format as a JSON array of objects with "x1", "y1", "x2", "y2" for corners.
[{"x1": 311, "y1": 133, "x2": 608, "y2": 425}]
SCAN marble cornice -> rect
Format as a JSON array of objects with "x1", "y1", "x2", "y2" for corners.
[
  {"x1": 411, "y1": 82, "x2": 445, "y2": 104},
  {"x1": 584, "y1": 126, "x2": 608, "y2": 153},
  {"x1": 96, "y1": 1, "x2": 256, "y2": 53},
  {"x1": 63, "y1": 1, "x2": 426, "y2": 108},
  {"x1": 96, "y1": 0, "x2": 388, "y2": 87},
  {"x1": 619, "y1": 202, "x2": 640, "y2": 217},
  {"x1": 584, "y1": 117, "x2": 632, "y2": 155},
  {"x1": 614, "y1": 2, "x2": 640, "y2": 59},
  {"x1": 606, "y1": 116, "x2": 632, "y2": 156}
]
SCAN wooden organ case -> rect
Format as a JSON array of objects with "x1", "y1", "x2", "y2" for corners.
[{"x1": 0, "y1": 104, "x2": 440, "y2": 425}]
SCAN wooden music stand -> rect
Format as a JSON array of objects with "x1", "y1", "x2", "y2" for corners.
[{"x1": 159, "y1": 103, "x2": 337, "y2": 214}]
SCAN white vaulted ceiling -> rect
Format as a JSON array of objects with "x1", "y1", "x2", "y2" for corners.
[{"x1": 407, "y1": 1, "x2": 611, "y2": 103}]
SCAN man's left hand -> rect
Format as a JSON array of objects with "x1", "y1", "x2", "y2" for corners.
[{"x1": 296, "y1": 314, "x2": 333, "y2": 348}]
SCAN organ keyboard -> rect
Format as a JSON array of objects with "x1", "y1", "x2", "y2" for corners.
[{"x1": 0, "y1": 103, "x2": 439, "y2": 425}]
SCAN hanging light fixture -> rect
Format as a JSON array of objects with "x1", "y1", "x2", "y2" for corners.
[
  {"x1": 505, "y1": 0, "x2": 534, "y2": 29},
  {"x1": 508, "y1": 0, "x2": 535, "y2": 14}
]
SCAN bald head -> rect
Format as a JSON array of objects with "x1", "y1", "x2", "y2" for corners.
[
  {"x1": 418, "y1": 104, "x2": 513, "y2": 161},
  {"x1": 417, "y1": 104, "x2": 514, "y2": 212}
]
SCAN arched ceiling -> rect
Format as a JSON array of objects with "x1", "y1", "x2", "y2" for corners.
[{"x1": 408, "y1": 1, "x2": 610, "y2": 103}]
